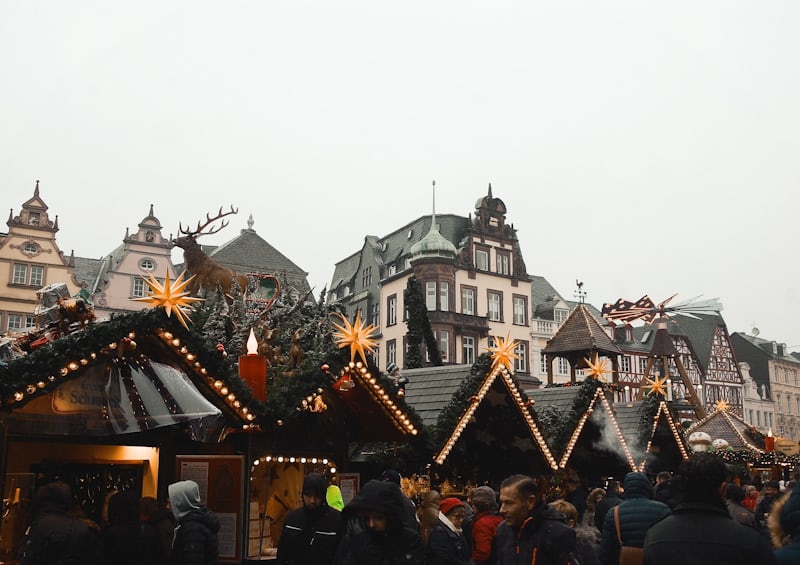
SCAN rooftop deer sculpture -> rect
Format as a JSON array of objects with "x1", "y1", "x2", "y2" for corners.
[{"x1": 173, "y1": 206, "x2": 250, "y2": 296}]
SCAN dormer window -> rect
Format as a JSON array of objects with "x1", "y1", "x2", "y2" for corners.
[
  {"x1": 22, "y1": 242, "x2": 39, "y2": 255},
  {"x1": 554, "y1": 309, "x2": 568, "y2": 323}
]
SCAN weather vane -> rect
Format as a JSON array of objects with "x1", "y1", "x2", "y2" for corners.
[{"x1": 574, "y1": 280, "x2": 586, "y2": 304}]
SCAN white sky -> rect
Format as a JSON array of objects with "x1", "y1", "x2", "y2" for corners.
[{"x1": 2, "y1": 2, "x2": 799, "y2": 350}]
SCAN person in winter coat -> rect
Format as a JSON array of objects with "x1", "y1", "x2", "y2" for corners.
[
  {"x1": 550, "y1": 499, "x2": 600, "y2": 565},
  {"x1": 426, "y1": 497, "x2": 471, "y2": 565},
  {"x1": 468, "y1": 486, "x2": 503, "y2": 565},
  {"x1": 333, "y1": 479, "x2": 424, "y2": 565},
  {"x1": 593, "y1": 480, "x2": 623, "y2": 533},
  {"x1": 167, "y1": 480, "x2": 220, "y2": 565},
  {"x1": 491, "y1": 474, "x2": 576, "y2": 565},
  {"x1": 418, "y1": 489, "x2": 441, "y2": 545},
  {"x1": 19, "y1": 481, "x2": 99, "y2": 565},
  {"x1": 769, "y1": 479, "x2": 800, "y2": 564},
  {"x1": 742, "y1": 484, "x2": 759, "y2": 513},
  {"x1": 101, "y1": 491, "x2": 162, "y2": 565},
  {"x1": 642, "y1": 453, "x2": 777, "y2": 565},
  {"x1": 277, "y1": 472, "x2": 341, "y2": 565},
  {"x1": 724, "y1": 483, "x2": 759, "y2": 530},
  {"x1": 583, "y1": 487, "x2": 606, "y2": 529},
  {"x1": 140, "y1": 496, "x2": 176, "y2": 565},
  {"x1": 756, "y1": 480, "x2": 782, "y2": 529},
  {"x1": 599, "y1": 472, "x2": 670, "y2": 565}
]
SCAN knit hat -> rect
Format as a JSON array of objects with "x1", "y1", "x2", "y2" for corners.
[
  {"x1": 381, "y1": 469, "x2": 402, "y2": 485},
  {"x1": 780, "y1": 481, "x2": 800, "y2": 535},
  {"x1": 387, "y1": 362, "x2": 398, "y2": 374},
  {"x1": 302, "y1": 473, "x2": 328, "y2": 499},
  {"x1": 470, "y1": 486, "x2": 498, "y2": 510},
  {"x1": 346, "y1": 480, "x2": 405, "y2": 526},
  {"x1": 439, "y1": 497, "x2": 464, "y2": 517}
]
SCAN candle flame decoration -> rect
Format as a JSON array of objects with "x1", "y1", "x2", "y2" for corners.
[{"x1": 247, "y1": 328, "x2": 259, "y2": 355}]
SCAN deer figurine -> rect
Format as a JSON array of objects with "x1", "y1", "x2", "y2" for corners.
[{"x1": 173, "y1": 206, "x2": 250, "y2": 296}]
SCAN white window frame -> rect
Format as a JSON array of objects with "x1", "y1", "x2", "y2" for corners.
[
  {"x1": 461, "y1": 287, "x2": 475, "y2": 316},
  {"x1": 496, "y1": 251, "x2": 510, "y2": 275},
  {"x1": 476, "y1": 249, "x2": 489, "y2": 271},
  {"x1": 12, "y1": 264, "x2": 27, "y2": 285},
  {"x1": 140, "y1": 258, "x2": 156, "y2": 272},
  {"x1": 387, "y1": 295, "x2": 397, "y2": 326},
  {"x1": 132, "y1": 277, "x2": 147, "y2": 298},
  {"x1": 488, "y1": 291, "x2": 501, "y2": 322},
  {"x1": 513, "y1": 296, "x2": 526, "y2": 325},
  {"x1": 387, "y1": 340, "x2": 397, "y2": 367},
  {"x1": 463, "y1": 336, "x2": 475, "y2": 365},
  {"x1": 439, "y1": 330, "x2": 449, "y2": 362},
  {"x1": 514, "y1": 342, "x2": 527, "y2": 373},
  {"x1": 29, "y1": 265, "x2": 44, "y2": 287},
  {"x1": 558, "y1": 357, "x2": 569, "y2": 375},
  {"x1": 426, "y1": 282, "x2": 437, "y2": 311},
  {"x1": 7, "y1": 314, "x2": 23, "y2": 331},
  {"x1": 621, "y1": 356, "x2": 631, "y2": 372},
  {"x1": 439, "y1": 282, "x2": 449, "y2": 312}
]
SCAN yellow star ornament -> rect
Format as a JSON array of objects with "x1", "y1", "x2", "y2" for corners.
[
  {"x1": 132, "y1": 271, "x2": 204, "y2": 330},
  {"x1": 488, "y1": 333, "x2": 520, "y2": 374},
  {"x1": 332, "y1": 311, "x2": 378, "y2": 365},
  {"x1": 714, "y1": 399, "x2": 730, "y2": 412},
  {"x1": 584, "y1": 353, "x2": 611, "y2": 382},
  {"x1": 644, "y1": 375, "x2": 668, "y2": 397}
]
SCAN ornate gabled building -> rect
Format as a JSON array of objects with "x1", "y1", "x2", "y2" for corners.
[
  {"x1": 614, "y1": 314, "x2": 744, "y2": 421},
  {"x1": 0, "y1": 182, "x2": 82, "y2": 334},
  {"x1": 73, "y1": 205, "x2": 177, "y2": 318},
  {"x1": 731, "y1": 331, "x2": 800, "y2": 440},
  {"x1": 329, "y1": 185, "x2": 534, "y2": 374}
]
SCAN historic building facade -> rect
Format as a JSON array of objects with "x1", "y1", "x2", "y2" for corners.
[
  {"x1": 0, "y1": 182, "x2": 82, "y2": 334},
  {"x1": 329, "y1": 185, "x2": 534, "y2": 375}
]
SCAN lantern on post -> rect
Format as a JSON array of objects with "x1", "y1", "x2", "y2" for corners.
[{"x1": 239, "y1": 328, "x2": 267, "y2": 402}]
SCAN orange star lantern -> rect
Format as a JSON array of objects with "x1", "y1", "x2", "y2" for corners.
[
  {"x1": 583, "y1": 353, "x2": 611, "y2": 382},
  {"x1": 488, "y1": 333, "x2": 520, "y2": 374},
  {"x1": 643, "y1": 375, "x2": 668, "y2": 397},
  {"x1": 132, "y1": 271, "x2": 204, "y2": 329},
  {"x1": 332, "y1": 311, "x2": 378, "y2": 365}
]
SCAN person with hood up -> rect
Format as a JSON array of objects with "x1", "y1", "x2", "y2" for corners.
[
  {"x1": 19, "y1": 481, "x2": 99, "y2": 565},
  {"x1": 599, "y1": 472, "x2": 670, "y2": 565},
  {"x1": 277, "y1": 472, "x2": 341, "y2": 565},
  {"x1": 167, "y1": 480, "x2": 220, "y2": 565},
  {"x1": 769, "y1": 479, "x2": 800, "y2": 564},
  {"x1": 333, "y1": 479, "x2": 424, "y2": 565},
  {"x1": 642, "y1": 453, "x2": 777, "y2": 565},
  {"x1": 426, "y1": 497, "x2": 471, "y2": 564},
  {"x1": 491, "y1": 474, "x2": 576, "y2": 565},
  {"x1": 467, "y1": 486, "x2": 503, "y2": 565}
]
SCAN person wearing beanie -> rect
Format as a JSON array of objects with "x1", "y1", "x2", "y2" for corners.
[
  {"x1": 643, "y1": 453, "x2": 777, "y2": 565},
  {"x1": 757, "y1": 479, "x2": 782, "y2": 529},
  {"x1": 167, "y1": 479, "x2": 220, "y2": 565},
  {"x1": 426, "y1": 497, "x2": 471, "y2": 564},
  {"x1": 277, "y1": 472, "x2": 341, "y2": 565},
  {"x1": 492, "y1": 474, "x2": 576, "y2": 565},
  {"x1": 599, "y1": 472, "x2": 670, "y2": 565},
  {"x1": 333, "y1": 479, "x2": 424, "y2": 564},
  {"x1": 769, "y1": 480, "x2": 800, "y2": 564},
  {"x1": 468, "y1": 486, "x2": 503, "y2": 565}
]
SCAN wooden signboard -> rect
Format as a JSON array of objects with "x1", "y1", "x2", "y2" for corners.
[{"x1": 775, "y1": 438, "x2": 800, "y2": 456}]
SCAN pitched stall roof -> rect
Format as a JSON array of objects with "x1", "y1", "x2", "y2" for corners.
[
  {"x1": 616, "y1": 401, "x2": 689, "y2": 470},
  {"x1": 403, "y1": 365, "x2": 473, "y2": 427},
  {"x1": 687, "y1": 407, "x2": 763, "y2": 453}
]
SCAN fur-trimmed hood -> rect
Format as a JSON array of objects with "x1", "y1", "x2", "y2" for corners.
[{"x1": 770, "y1": 481, "x2": 800, "y2": 548}]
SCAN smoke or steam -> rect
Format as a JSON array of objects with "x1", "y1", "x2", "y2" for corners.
[{"x1": 591, "y1": 408, "x2": 646, "y2": 466}]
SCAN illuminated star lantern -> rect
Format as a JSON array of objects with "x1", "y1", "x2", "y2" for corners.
[
  {"x1": 132, "y1": 271, "x2": 204, "y2": 330},
  {"x1": 644, "y1": 375, "x2": 668, "y2": 397},
  {"x1": 487, "y1": 333, "x2": 520, "y2": 374},
  {"x1": 332, "y1": 311, "x2": 378, "y2": 365},
  {"x1": 583, "y1": 353, "x2": 611, "y2": 382},
  {"x1": 714, "y1": 399, "x2": 730, "y2": 412}
]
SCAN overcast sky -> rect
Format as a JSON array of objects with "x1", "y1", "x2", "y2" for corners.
[{"x1": 3, "y1": 2, "x2": 798, "y2": 350}]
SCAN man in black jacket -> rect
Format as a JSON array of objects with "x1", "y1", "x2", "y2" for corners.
[
  {"x1": 594, "y1": 480, "x2": 623, "y2": 532},
  {"x1": 643, "y1": 453, "x2": 777, "y2": 565},
  {"x1": 491, "y1": 474, "x2": 576, "y2": 565},
  {"x1": 277, "y1": 472, "x2": 341, "y2": 565}
]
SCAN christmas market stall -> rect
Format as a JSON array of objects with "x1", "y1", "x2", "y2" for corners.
[
  {"x1": 686, "y1": 401, "x2": 799, "y2": 483},
  {"x1": 403, "y1": 338, "x2": 558, "y2": 494},
  {"x1": 0, "y1": 273, "x2": 426, "y2": 563}
]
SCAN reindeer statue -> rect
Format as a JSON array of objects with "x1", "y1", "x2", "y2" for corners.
[{"x1": 173, "y1": 206, "x2": 250, "y2": 296}]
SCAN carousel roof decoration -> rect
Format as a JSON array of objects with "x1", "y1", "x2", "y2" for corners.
[
  {"x1": 433, "y1": 336, "x2": 558, "y2": 470},
  {"x1": 132, "y1": 270, "x2": 204, "y2": 330},
  {"x1": 330, "y1": 314, "x2": 419, "y2": 438}
]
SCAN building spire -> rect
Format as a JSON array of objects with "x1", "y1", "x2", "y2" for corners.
[
  {"x1": 431, "y1": 180, "x2": 437, "y2": 233},
  {"x1": 488, "y1": 182, "x2": 492, "y2": 198},
  {"x1": 34, "y1": 179, "x2": 40, "y2": 197}
]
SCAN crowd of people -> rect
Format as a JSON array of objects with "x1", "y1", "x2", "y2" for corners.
[
  {"x1": 275, "y1": 455, "x2": 800, "y2": 565},
  {"x1": 15, "y1": 452, "x2": 800, "y2": 564}
]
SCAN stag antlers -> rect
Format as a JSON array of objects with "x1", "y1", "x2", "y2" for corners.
[{"x1": 178, "y1": 205, "x2": 239, "y2": 239}]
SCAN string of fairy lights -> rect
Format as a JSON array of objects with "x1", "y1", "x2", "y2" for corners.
[{"x1": 639, "y1": 401, "x2": 690, "y2": 470}]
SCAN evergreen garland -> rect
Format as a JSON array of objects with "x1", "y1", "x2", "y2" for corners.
[{"x1": 638, "y1": 393, "x2": 662, "y2": 447}]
